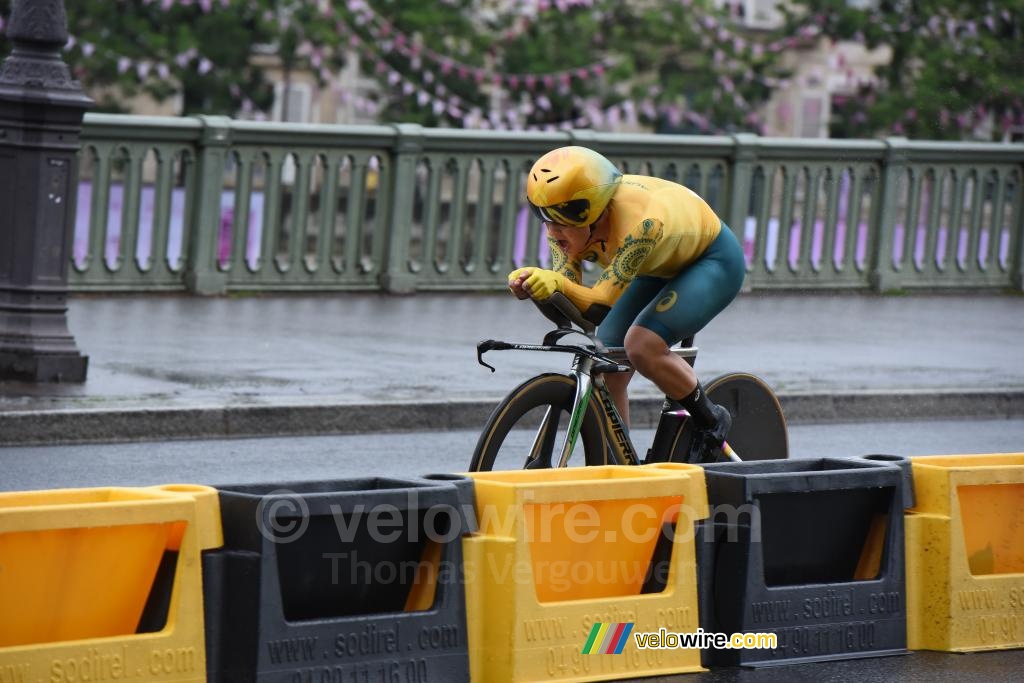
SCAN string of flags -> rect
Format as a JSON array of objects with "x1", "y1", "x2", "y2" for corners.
[{"x1": 1, "y1": 0, "x2": 1019, "y2": 135}]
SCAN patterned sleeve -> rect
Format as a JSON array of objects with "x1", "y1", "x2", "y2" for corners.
[
  {"x1": 560, "y1": 218, "x2": 664, "y2": 314},
  {"x1": 547, "y1": 236, "x2": 584, "y2": 286}
]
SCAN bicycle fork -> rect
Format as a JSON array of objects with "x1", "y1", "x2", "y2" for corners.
[{"x1": 526, "y1": 356, "x2": 595, "y2": 469}]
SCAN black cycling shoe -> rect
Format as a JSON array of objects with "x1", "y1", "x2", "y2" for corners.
[{"x1": 687, "y1": 403, "x2": 733, "y2": 464}]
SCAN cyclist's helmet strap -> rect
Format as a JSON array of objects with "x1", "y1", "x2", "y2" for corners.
[{"x1": 526, "y1": 146, "x2": 622, "y2": 228}]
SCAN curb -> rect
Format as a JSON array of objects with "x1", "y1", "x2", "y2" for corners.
[{"x1": 1, "y1": 389, "x2": 1022, "y2": 447}]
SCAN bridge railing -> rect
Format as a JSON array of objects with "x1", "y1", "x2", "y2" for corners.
[{"x1": 72, "y1": 114, "x2": 1024, "y2": 293}]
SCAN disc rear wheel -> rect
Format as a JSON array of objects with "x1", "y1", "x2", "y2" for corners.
[{"x1": 666, "y1": 372, "x2": 789, "y2": 463}]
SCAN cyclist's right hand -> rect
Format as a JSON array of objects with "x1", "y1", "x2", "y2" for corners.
[{"x1": 507, "y1": 268, "x2": 531, "y2": 300}]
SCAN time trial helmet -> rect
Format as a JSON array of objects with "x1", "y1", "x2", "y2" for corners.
[{"x1": 526, "y1": 146, "x2": 622, "y2": 227}]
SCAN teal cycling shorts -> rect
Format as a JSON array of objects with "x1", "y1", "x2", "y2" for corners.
[{"x1": 597, "y1": 223, "x2": 746, "y2": 347}]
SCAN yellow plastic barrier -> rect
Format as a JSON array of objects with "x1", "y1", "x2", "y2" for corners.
[
  {"x1": 0, "y1": 484, "x2": 222, "y2": 682},
  {"x1": 464, "y1": 464, "x2": 709, "y2": 683},
  {"x1": 905, "y1": 453, "x2": 1024, "y2": 651}
]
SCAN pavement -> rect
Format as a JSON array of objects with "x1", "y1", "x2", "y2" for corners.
[{"x1": 0, "y1": 291, "x2": 1022, "y2": 445}]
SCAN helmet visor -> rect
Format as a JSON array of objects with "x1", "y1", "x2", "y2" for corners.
[{"x1": 528, "y1": 198, "x2": 592, "y2": 227}]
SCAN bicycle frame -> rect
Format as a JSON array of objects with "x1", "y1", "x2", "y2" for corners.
[
  {"x1": 551, "y1": 353, "x2": 642, "y2": 468},
  {"x1": 477, "y1": 338, "x2": 702, "y2": 467}
]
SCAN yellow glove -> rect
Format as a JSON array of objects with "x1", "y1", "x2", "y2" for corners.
[
  {"x1": 522, "y1": 268, "x2": 563, "y2": 300},
  {"x1": 508, "y1": 267, "x2": 532, "y2": 286},
  {"x1": 507, "y1": 267, "x2": 532, "y2": 299}
]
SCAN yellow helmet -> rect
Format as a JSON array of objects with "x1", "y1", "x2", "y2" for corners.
[{"x1": 526, "y1": 146, "x2": 622, "y2": 227}]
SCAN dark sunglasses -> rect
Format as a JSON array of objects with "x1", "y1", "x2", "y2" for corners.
[{"x1": 528, "y1": 198, "x2": 591, "y2": 226}]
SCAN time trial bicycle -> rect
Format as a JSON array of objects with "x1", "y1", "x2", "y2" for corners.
[{"x1": 468, "y1": 292, "x2": 788, "y2": 471}]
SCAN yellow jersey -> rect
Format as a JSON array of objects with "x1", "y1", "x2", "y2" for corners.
[{"x1": 551, "y1": 175, "x2": 722, "y2": 314}]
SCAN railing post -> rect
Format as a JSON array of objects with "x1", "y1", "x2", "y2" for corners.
[
  {"x1": 869, "y1": 137, "x2": 908, "y2": 292},
  {"x1": 379, "y1": 123, "x2": 422, "y2": 294},
  {"x1": 727, "y1": 133, "x2": 758, "y2": 290},
  {"x1": 184, "y1": 115, "x2": 232, "y2": 295}
]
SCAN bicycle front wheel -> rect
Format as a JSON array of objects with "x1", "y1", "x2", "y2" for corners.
[{"x1": 469, "y1": 373, "x2": 610, "y2": 471}]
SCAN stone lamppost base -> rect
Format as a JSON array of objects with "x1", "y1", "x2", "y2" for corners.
[{"x1": 0, "y1": 0, "x2": 92, "y2": 383}]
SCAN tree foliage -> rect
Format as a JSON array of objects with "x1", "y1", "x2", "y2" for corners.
[
  {"x1": 0, "y1": 0, "x2": 787, "y2": 134},
  {"x1": 785, "y1": 0, "x2": 1024, "y2": 140},
  {"x1": 0, "y1": 0, "x2": 344, "y2": 115}
]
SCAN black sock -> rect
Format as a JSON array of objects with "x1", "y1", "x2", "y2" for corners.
[{"x1": 675, "y1": 383, "x2": 717, "y2": 428}]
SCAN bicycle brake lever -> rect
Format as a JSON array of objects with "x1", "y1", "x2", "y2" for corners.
[{"x1": 476, "y1": 340, "x2": 513, "y2": 373}]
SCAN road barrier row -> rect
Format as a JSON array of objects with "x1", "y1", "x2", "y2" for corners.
[{"x1": 0, "y1": 453, "x2": 1022, "y2": 681}]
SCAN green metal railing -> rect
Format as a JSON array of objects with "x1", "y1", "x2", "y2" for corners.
[{"x1": 72, "y1": 114, "x2": 1024, "y2": 294}]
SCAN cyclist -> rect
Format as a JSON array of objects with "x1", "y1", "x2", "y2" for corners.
[{"x1": 507, "y1": 145, "x2": 745, "y2": 462}]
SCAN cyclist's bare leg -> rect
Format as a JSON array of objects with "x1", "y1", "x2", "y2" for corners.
[
  {"x1": 623, "y1": 325, "x2": 697, "y2": 399},
  {"x1": 603, "y1": 370, "x2": 634, "y2": 427}
]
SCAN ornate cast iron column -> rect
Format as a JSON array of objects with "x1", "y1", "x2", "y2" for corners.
[{"x1": 0, "y1": 0, "x2": 91, "y2": 382}]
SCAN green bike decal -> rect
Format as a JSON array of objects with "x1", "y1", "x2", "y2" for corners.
[{"x1": 564, "y1": 382, "x2": 593, "y2": 457}]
